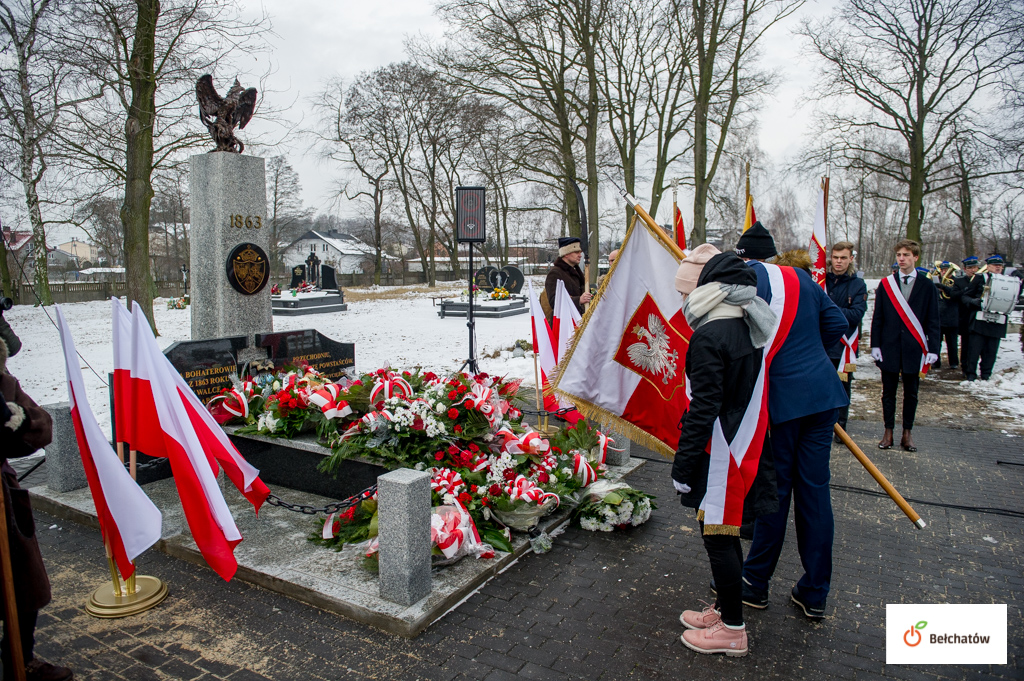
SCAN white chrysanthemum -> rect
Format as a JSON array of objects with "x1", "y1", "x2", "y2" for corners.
[
  {"x1": 616, "y1": 500, "x2": 635, "y2": 525},
  {"x1": 436, "y1": 403, "x2": 445, "y2": 413},
  {"x1": 631, "y1": 498, "x2": 652, "y2": 526},
  {"x1": 581, "y1": 516, "x2": 600, "y2": 532}
]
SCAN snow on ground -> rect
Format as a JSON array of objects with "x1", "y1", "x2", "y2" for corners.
[{"x1": 4, "y1": 285, "x2": 544, "y2": 430}]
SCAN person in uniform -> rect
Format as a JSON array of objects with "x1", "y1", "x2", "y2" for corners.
[
  {"x1": 931, "y1": 261, "x2": 960, "y2": 370},
  {"x1": 953, "y1": 256, "x2": 981, "y2": 371},
  {"x1": 824, "y1": 241, "x2": 867, "y2": 439},
  {"x1": 870, "y1": 239, "x2": 940, "y2": 452},
  {"x1": 543, "y1": 236, "x2": 591, "y2": 323},
  {"x1": 961, "y1": 255, "x2": 1014, "y2": 381}
]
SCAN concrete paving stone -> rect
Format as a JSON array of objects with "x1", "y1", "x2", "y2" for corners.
[{"x1": 473, "y1": 648, "x2": 525, "y2": 674}]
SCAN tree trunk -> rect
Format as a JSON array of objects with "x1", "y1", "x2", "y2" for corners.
[
  {"x1": 23, "y1": 171, "x2": 52, "y2": 305},
  {"x1": 0, "y1": 231, "x2": 13, "y2": 302},
  {"x1": 121, "y1": 0, "x2": 159, "y2": 334},
  {"x1": 959, "y1": 172, "x2": 974, "y2": 257},
  {"x1": 373, "y1": 186, "x2": 383, "y2": 286}
]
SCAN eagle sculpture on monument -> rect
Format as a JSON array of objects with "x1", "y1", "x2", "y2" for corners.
[{"x1": 196, "y1": 74, "x2": 257, "y2": 153}]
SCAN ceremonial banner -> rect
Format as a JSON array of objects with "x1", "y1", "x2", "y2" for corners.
[
  {"x1": 527, "y1": 280, "x2": 561, "y2": 415},
  {"x1": 131, "y1": 303, "x2": 245, "y2": 581},
  {"x1": 551, "y1": 280, "x2": 583, "y2": 424},
  {"x1": 111, "y1": 298, "x2": 133, "y2": 448},
  {"x1": 674, "y1": 206, "x2": 687, "y2": 250},
  {"x1": 56, "y1": 306, "x2": 161, "y2": 579},
  {"x1": 810, "y1": 185, "x2": 827, "y2": 288},
  {"x1": 552, "y1": 218, "x2": 688, "y2": 456},
  {"x1": 742, "y1": 195, "x2": 757, "y2": 232}
]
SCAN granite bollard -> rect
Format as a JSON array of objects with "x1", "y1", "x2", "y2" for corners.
[
  {"x1": 604, "y1": 428, "x2": 631, "y2": 467},
  {"x1": 377, "y1": 469, "x2": 432, "y2": 606},
  {"x1": 43, "y1": 402, "x2": 87, "y2": 493}
]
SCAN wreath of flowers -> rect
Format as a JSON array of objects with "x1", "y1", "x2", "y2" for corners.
[{"x1": 489, "y1": 286, "x2": 510, "y2": 300}]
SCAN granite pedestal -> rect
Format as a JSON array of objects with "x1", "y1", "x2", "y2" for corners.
[
  {"x1": 42, "y1": 402, "x2": 87, "y2": 493},
  {"x1": 377, "y1": 469, "x2": 432, "y2": 606},
  {"x1": 189, "y1": 152, "x2": 272, "y2": 345},
  {"x1": 438, "y1": 298, "x2": 528, "y2": 318}
]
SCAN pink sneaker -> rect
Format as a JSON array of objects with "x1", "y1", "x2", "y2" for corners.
[
  {"x1": 679, "y1": 601, "x2": 722, "y2": 630},
  {"x1": 680, "y1": 621, "x2": 748, "y2": 657}
]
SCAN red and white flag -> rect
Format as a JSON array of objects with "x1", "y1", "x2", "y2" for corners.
[
  {"x1": 527, "y1": 280, "x2": 562, "y2": 415},
  {"x1": 55, "y1": 306, "x2": 161, "y2": 579},
  {"x1": 552, "y1": 219, "x2": 690, "y2": 456},
  {"x1": 111, "y1": 297, "x2": 133, "y2": 448},
  {"x1": 810, "y1": 185, "x2": 827, "y2": 289},
  {"x1": 552, "y1": 280, "x2": 582, "y2": 362},
  {"x1": 674, "y1": 206, "x2": 687, "y2": 251},
  {"x1": 839, "y1": 329, "x2": 859, "y2": 374},
  {"x1": 130, "y1": 303, "x2": 246, "y2": 581}
]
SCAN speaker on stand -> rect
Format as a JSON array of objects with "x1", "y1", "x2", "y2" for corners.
[{"x1": 455, "y1": 186, "x2": 486, "y2": 375}]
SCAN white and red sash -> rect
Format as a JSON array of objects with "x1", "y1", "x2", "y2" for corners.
[
  {"x1": 699, "y1": 264, "x2": 801, "y2": 532},
  {"x1": 879, "y1": 274, "x2": 931, "y2": 376},
  {"x1": 839, "y1": 329, "x2": 859, "y2": 377}
]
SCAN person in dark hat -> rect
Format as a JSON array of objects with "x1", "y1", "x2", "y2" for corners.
[
  {"x1": 734, "y1": 222, "x2": 777, "y2": 262},
  {"x1": 961, "y1": 254, "x2": 1015, "y2": 380},
  {"x1": 954, "y1": 256, "x2": 981, "y2": 369},
  {"x1": 672, "y1": 252, "x2": 778, "y2": 657},
  {"x1": 543, "y1": 236, "x2": 592, "y2": 322}
]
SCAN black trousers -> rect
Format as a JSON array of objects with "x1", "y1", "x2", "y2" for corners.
[
  {"x1": 700, "y1": 521, "x2": 744, "y2": 626},
  {"x1": 1, "y1": 608, "x2": 37, "y2": 676},
  {"x1": 938, "y1": 327, "x2": 958, "y2": 367},
  {"x1": 959, "y1": 330, "x2": 970, "y2": 368},
  {"x1": 880, "y1": 370, "x2": 920, "y2": 430},
  {"x1": 963, "y1": 334, "x2": 1000, "y2": 380},
  {"x1": 831, "y1": 358, "x2": 853, "y2": 429}
]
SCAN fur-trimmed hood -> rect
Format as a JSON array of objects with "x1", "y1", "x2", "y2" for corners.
[{"x1": 0, "y1": 336, "x2": 7, "y2": 374}]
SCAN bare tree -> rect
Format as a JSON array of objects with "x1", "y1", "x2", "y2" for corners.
[
  {"x1": 802, "y1": 0, "x2": 1024, "y2": 244},
  {"x1": 265, "y1": 155, "x2": 310, "y2": 275},
  {"x1": 680, "y1": 0, "x2": 799, "y2": 245}
]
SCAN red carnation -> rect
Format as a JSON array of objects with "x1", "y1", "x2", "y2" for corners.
[
  {"x1": 402, "y1": 371, "x2": 411, "y2": 377},
  {"x1": 468, "y1": 443, "x2": 479, "y2": 452},
  {"x1": 376, "y1": 401, "x2": 385, "y2": 411},
  {"x1": 457, "y1": 492, "x2": 472, "y2": 504},
  {"x1": 538, "y1": 472, "x2": 550, "y2": 484},
  {"x1": 503, "y1": 468, "x2": 515, "y2": 481},
  {"x1": 489, "y1": 484, "x2": 501, "y2": 496},
  {"x1": 448, "y1": 390, "x2": 458, "y2": 400},
  {"x1": 454, "y1": 425, "x2": 462, "y2": 433},
  {"x1": 470, "y1": 485, "x2": 478, "y2": 493},
  {"x1": 447, "y1": 445, "x2": 459, "y2": 455},
  {"x1": 434, "y1": 452, "x2": 444, "y2": 461},
  {"x1": 447, "y1": 408, "x2": 459, "y2": 419},
  {"x1": 457, "y1": 385, "x2": 467, "y2": 394}
]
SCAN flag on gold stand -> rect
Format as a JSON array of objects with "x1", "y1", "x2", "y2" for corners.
[{"x1": 809, "y1": 179, "x2": 829, "y2": 289}]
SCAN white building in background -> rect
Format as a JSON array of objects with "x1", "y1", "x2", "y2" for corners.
[
  {"x1": 57, "y1": 238, "x2": 99, "y2": 265},
  {"x1": 281, "y1": 230, "x2": 384, "y2": 275}
]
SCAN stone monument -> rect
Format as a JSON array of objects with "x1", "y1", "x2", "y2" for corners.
[{"x1": 189, "y1": 152, "x2": 272, "y2": 357}]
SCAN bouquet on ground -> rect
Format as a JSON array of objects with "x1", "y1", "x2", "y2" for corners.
[
  {"x1": 166, "y1": 297, "x2": 187, "y2": 310},
  {"x1": 576, "y1": 480, "x2": 656, "y2": 532},
  {"x1": 490, "y1": 286, "x2": 510, "y2": 300}
]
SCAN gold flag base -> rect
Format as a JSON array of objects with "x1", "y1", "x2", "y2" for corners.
[{"x1": 86, "y1": 575, "x2": 168, "y2": 619}]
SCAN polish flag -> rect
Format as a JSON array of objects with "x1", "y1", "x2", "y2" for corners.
[
  {"x1": 527, "y1": 280, "x2": 562, "y2": 415},
  {"x1": 130, "y1": 303, "x2": 245, "y2": 581},
  {"x1": 551, "y1": 218, "x2": 690, "y2": 456},
  {"x1": 674, "y1": 206, "x2": 686, "y2": 251},
  {"x1": 111, "y1": 298, "x2": 133, "y2": 448},
  {"x1": 55, "y1": 306, "x2": 161, "y2": 579},
  {"x1": 810, "y1": 183, "x2": 828, "y2": 289}
]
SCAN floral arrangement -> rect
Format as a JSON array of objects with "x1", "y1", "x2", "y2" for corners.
[
  {"x1": 211, "y1": 364, "x2": 652, "y2": 563},
  {"x1": 166, "y1": 297, "x2": 187, "y2": 310},
  {"x1": 490, "y1": 286, "x2": 510, "y2": 300},
  {"x1": 292, "y1": 280, "x2": 315, "y2": 294},
  {"x1": 271, "y1": 284, "x2": 281, "y2": 295},
  {"x1": 576, "y1": 480, "x2": 656, "y2": 532}
]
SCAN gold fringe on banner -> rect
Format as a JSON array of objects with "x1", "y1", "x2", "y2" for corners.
[{"x1": 695, "y1": 509, "x2": 741, "y2": 536}]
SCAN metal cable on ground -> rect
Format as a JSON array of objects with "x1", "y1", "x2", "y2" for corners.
[
  {"x1": 264, "y1": 484, "x2": 377, "y2": 515},
  {"x1": 1, "y1": 227, "x2": 109, "y2": 386}
]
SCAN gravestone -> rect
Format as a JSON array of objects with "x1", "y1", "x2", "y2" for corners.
[
  {"x1": 164, "y1": 336, "x2": 248, "y2": 402},
  {"x1": 321, "y1": 264, "x2": 338, "y2": 290},
  {"x1": 496, "y1": 265, "x2": 525, "y2": 294},
  {"x1": 189, "y1": 152, "x2": 271, "y2": 357},
  {"x1": 474, "y1": 266, "x2": 497, "y2": 292},
  {"x1": 289, "y1": 264, "x2": 305, "y2": 289},
  {"x1": 255, "y1": 329, "x2": 355, "y2": 381}
]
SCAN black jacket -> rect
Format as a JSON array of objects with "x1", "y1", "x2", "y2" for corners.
[
  {"x1": 870, "y1": 273, "x2": 941, "y2": 374},
  {"x1": 963, "y1": 273, "x2": 1012, "y2": 339},
  {"x1": 932, "y1": 275, "x2": 960, "y2": 328},
  {"x1": 824, "y1": 271, "x2": 867, "y2": 361},
  {"x1": 544, "y1": 258, "x2": 586, "y2": 321},
  {"x1": 671, "y1": 317, "x2": 777, "y2": 520},
  {"x1": 953, "y1": 273, "x2": 976, "y2": 332}
]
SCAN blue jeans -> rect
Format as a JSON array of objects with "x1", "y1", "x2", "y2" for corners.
[{"x1": 743, "y1": 408, "x2": 838, "y2": 606}]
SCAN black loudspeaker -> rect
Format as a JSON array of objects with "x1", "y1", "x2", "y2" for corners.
[{"x1": 455, "y1": 186, "x2": 486, "y2": 243}]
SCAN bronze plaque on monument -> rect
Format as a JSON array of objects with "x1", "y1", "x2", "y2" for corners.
[{"x1": 226, "y1": 242, "x2": 270, "y2": 295}]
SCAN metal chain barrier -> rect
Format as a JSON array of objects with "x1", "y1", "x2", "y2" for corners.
[
  {"x1": 264, "y1": 484, "x2": 377, "y2": 516},
  {"x1": 520, "y1": 406, "x2": 578, "y2": 418}
]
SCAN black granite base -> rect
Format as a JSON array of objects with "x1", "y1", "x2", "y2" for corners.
[
  {"x1": 272, "y1": 293, "x2": 348, "y2": 316},
  {"x1": 438, "y1": 298, "x2": 528, "y2": 319},
  {"x1": 227, "y1": 432, "x2": 385, "y2": 500}
]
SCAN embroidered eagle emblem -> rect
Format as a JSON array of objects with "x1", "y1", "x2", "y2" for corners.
[{"x1": 626, "y1": 314, "x2": 678, "y2": 384}]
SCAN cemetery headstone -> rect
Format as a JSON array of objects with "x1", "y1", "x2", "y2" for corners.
[
  {"x1": 474, "y1": 266, "x2": 497, "y2": 292},
  {"x1": 189, "y1": 152, "x2": 272, "y2": 356},
  {"x1": 255, "y1": 329, "x2": 355, "y2": 381},
  {"x1": 164, "y1": 336, "x2": 248, "y2": 402},
  {"x1": 289, "y1": 264, "x2": 305, "y2": 289},
  {"x1": 320, "y1": 264, "x2": 338, "y2": 290},
  {"x1": 497, "y1": 265, "x2": 525, "y2": 294}
]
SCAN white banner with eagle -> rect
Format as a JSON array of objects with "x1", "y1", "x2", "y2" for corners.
[{"x1": 551, "y1": 218, "x2": 688, "y2": 457}]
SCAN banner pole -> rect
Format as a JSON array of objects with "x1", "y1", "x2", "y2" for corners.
[
  {"x1": 0, "y1": 483, "x2": 27, "y2": 681},
  {"x1": 619, "y1": 191, "x2": 686, "y2": 260},
  {"x1": 834, "y1": 424, "x2": 925, "y2": 529}
]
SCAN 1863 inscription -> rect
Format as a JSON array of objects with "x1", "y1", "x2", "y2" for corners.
[{"x1": 230, "y1": 214, "x2": 263, "y2": 229}]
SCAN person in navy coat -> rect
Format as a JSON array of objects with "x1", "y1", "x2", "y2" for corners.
[
  {"x1": 869, "y1": 239, "x2": 940, "y2": 452},
  {"x1": 734, "y1": 223, "x2": 849, "y2": 620}
]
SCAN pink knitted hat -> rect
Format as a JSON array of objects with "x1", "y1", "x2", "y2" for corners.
[{"x1": 674, "y1": 243, "x2": 722, "y2": 295}]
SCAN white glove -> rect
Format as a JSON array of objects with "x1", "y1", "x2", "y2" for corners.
[
  {"x1": 871, "y1": 347, "x2": 883, "y2": 362},
  {"x1": 673, "y1": 479, "x2": 691, "y2": 494},
  {"x1": 925, "y1": 353, "x2": 938, "y2": 366}
]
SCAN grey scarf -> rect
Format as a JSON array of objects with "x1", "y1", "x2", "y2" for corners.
[{"x1": 682, "y1": 283, "x2": 778, "y2": 348}]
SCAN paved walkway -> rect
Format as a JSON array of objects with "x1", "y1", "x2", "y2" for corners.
[{"x1": 12, "y1": 420, "x2": 1023, "y2": 680}]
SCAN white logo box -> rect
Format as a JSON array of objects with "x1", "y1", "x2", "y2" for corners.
[{"x1": 886, "y1": 604, "x2": 1007, "y2": 665}]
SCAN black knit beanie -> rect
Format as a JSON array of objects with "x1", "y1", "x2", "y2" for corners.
[{"x1": 734, "y1": 222, "x2": 777, "y2": 260}]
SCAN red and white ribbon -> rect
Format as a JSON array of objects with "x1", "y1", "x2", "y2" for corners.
[
  {"x1": 840, "y1": 329, "x2": 859, "y2": 372},
  {"x1": 505, "y1": 474, "x2": 560, "y2": 508},
  {"x1": 431, "y1": 467, "x2": 466, "y2": 497},
  {"x1": 573, "y1": 452, "x2": 597, "y2": 487},
  {"x1": 208, "y1": 388, "x2": 250, "y2": 418},
  {"x1": 308, "y1": 384, "x2": 353, "y2": 420},
  {"x1": 370, "y1": 373, "x2": 413, "y2": 403},
  {"x1": 458, "y1": 383, "x2": 501, "y2": 426},
  {"x1": 879, "y1": 274, "x2": 931, "y2": 375},
  {"x1": 501, "y1": 430, "x2": 550, "y2": 457}
]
